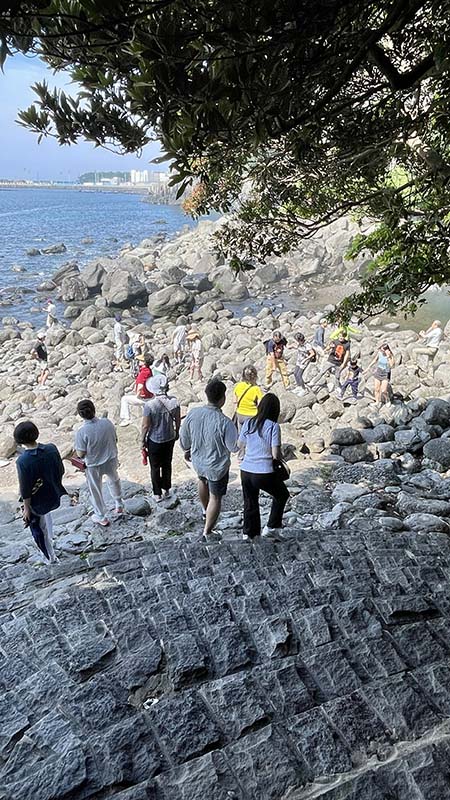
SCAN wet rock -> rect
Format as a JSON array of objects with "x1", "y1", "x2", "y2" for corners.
[
  {"x1": 26, "y1": 247, "x2": 41, "y2": 256},
  {"x1": 60, "y1": 276, "x2": 89, "y2": 303},
  {"x1": 42, "y1": 242, "x2": 67, "y2": 255}
]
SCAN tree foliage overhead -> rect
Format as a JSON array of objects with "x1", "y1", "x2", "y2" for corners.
[{"x1": 2, "y1": 0, "x2": 450, "y2": 318}]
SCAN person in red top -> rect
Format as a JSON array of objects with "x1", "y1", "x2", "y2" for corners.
[{"x1": 119, "y1": 354, "x2": 154, "y2": 426}]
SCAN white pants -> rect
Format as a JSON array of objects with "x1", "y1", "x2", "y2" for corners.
[
  {"x1": 120, "y1": 394, "x2": 145, "y2": 421},
  {"x1": 115, "y1": 342, "x2": 125, "y2": 361},
  {"x1": 86, "y1": 458, "x2": 123, "y2": 518},
  {"x1": 38, "y1": 512, "x2": 56, "y2": 561}
]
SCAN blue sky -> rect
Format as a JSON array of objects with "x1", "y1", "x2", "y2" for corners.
[{"x1": 0, "y1": 53, "x2": 161, "y2": 181}]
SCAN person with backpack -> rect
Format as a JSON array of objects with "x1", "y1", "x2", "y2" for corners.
[
  {"x1": 265, "y1": 330, "x2": 290, "y2": 389},
  {"x1": 239, "y1": 393, "x2": 290, "y2": 540},
  {"x1": 141, "y1": 374, "x2": 181, "y2": 502},
  {"x1": 75, "y1": 399, "x2": 124, "y2": 526},
  {"x1": 292, "y1": 333, "x2": 316, "y2": 395},
  {"x1": 119, "y1": 354, "x2": 154, "y2": 426},
  {"x1": 309, "y1": 331, "x2": 350, "y2": 392},
  {"x1": 31, "y1": 332, "x2": 49, "y2": 385},
  {"x1": 14, "y1": 420, "x2": 67, "y2": 563}
]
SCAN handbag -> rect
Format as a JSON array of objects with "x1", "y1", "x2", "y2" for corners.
[
  {"x1": 69, "y1": 455, "x2": 86, "y2": 471},
  {"x1": 272, "y1": 457, "x2": 291, "y2": 481}
]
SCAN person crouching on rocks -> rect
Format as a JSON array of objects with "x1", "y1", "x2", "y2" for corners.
[
  {"x1": 239, "y1": 393, "x2": 289, "y2": 540},
  {"x1": 141, "y1": 374, "x2": 181, "y2": 503},
  {"x1": 75, "y1": 399, "x2": 124, "y2": 526},
  {"x1": 119, "y1": 354, "x2": 154, "y2": 426},
  {"x1": 187, "y1": 329, "x2": 204, "y2": 381},
  {"x1": 179, "y1": 379, "x2": 238, "y2": 542},
  {"x1": 14, "y1": 420, "x2": 66, "y2": 563}
]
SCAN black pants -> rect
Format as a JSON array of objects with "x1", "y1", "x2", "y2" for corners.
[
  {"x1": 147, "y1": 439, "x2": 175, "y2": 496},
  {"x1": 241, "y1": 470, "x2": 289, "y2": 538}
]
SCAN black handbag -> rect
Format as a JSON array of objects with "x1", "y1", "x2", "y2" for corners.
[{"x1": 272, "y1": 458, "x2": 291, "y2": 481}]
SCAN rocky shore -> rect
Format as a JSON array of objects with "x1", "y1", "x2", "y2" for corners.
[{"x1": 3, "y1": 219, "x2": 450, "y2": 797}]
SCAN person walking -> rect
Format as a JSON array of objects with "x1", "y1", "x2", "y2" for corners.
[
  {"x1": 312, "y1": 319, "x2": 328, "y2": 356},
  {"x1": 366, "y1": 342, "x2": 395, "y2": 405},
  {"x1": 233, "y1": 366, "x2": 264, "y2": 460},
  {"x1": 292, "y1": 333, "x2": 316, "y2": 395},
  {"x1": 141, "y1": 374, "x2": 181, "y2": 502},
  {"x1": 75, "y1": 399, "x2": 124, "y2": 526},
  {"x1": 172, "y1": 317, "x2": 188, "y2": 364},
  {"x1": 265, "y1": 330, "x2": 289, "y2": 389},
  {"x1": 187, "y1": 329, "x2": 204, "y2": 381},
  {"x1": 410, "y1": 319, "x2": 443, "y2": 375},
  {"x1": 14, "y1": 420, "x2": 66, "y2": 563},
  {"x1": 119, "y1": 355, "x2": 154, "y2": 426},
  {"x1": 113, "y1": 313, "x2": 127, "y2": 368},
  {"x1": 179, "y1": 379, "x2": 238, "y2": 541},
  {"x1": 339, "y1": 357, "x2": 362, "y2": 403},
  {"x1": 43, "y1": 299, "x2": 57, "y2": 328},
  {"x1": 31, "y1": 332, "x2": 49, "y2": 385},
  {"x1": 239, "y1": 393, "x2": 290, "y2": 540},
  {"x1": 309, "y1": 331, "x2": 350, "y2": 391}
]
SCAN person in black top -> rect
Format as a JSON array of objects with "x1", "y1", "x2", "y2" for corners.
[
  {"x1": 14, "y1": 421, "x2": 67, "y2": 563},
  {"x1": 31, "y1": 332, "x2": 49, "y2": 385},
  {"x1": 339, "y1": 357, "x2": 362, "y2": 402}
]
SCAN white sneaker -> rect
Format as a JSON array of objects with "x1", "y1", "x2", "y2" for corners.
[
  {"x1": 163, "y1": 489, "x2": 172, "y2": 499},
  {"x1": 262, "y1": 525, "x2": 283, "y2": 539},
  {"x1": 154, "y1": 495, "x2": 163, "y2": 503},
  {"x1": 119, "y1": 420, "x2": 130, "y2": 427},
  {"x1": 91, "y1": 514, "x2": 110, "y2": 526},
  {"x1": 242, "y1": 534, "x2": 250, "y2": 541}
]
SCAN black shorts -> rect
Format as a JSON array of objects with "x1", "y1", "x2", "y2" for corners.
[{"x1": 198, "y1": 471, "x2": 229, "y2": 497}]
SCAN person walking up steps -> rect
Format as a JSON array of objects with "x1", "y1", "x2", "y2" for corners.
[
  {"x1": 14, "y1": 421, "x2": 67, "y2": 563},
  {"x1": 179, "y1": 379, "x2": 238, "y2": 541},
  {"x1": 239, "y1": 393, "x2": 290, "y2": 540},
  {"x1": 265, "y1": 330, "x2": 289, "y2": 389},
  {"x1": 142, "y1": 374, "x2": 181, "y2": 503},
  {"x1": 75, "y1": 400, "x2": 124, "y2": 526}
]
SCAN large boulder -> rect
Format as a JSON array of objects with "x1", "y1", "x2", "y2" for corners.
[
  {"x1": 423, "y1": 438, "x2": 450, "y2": 470},
  {"x1": 213, "y1": 268, "x2": 249, "y2": 300},
  {"x1": 51, "y1": 261, "x2": 79, "y2": 285},
  {"x1": 181, "y1": 273, "x2": 213, "y2": 293},
  {"x1": 60, "y1": 276, "x2": 89, "y2": 302},
  {"x1": 422, "y1": 399, "x2": 450, "y2": 428},
  {"x1": 102, "y1": 270, "x2": 148, "y2": 308},
  {"x1": 81, "y1": 259, "x2": 107, "y2": 293},
  {"x1": 403, "y1": 513, "x2": 450, "y2": 533},
  {"x1": 147, "y1": 285, "x2": 195, "y2": 318},
  {"x1": 330, "y1": 428, "x2": 364, "y2": 446},
  {"x1": 71, "y1": 306, "x2": 98, "y2": 331}
]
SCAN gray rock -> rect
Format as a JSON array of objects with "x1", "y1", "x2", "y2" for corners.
[
  {"x1": 360, "y1": 424, "x2": 395, "y2": 444},
  {"x1": 42, "y1": 242, "x2": 67, "y2": 255},
  {"x1": 81, "y1": 259, "x2": 107, "y2": 292},
  {"x1": 330, "y1": 428, "x2": 364, "y2": 446},
  {"x1": 340, "y1": 443, "x2": 371, "y2": 463},
  {"x1": 0, "y1": 435, "x2": 18, "y2": 460},
  {"x1": 403, "y1": 513, "x2": 450, "y2": 533},
  {"x1": 147, "y1": 285, "x2": 194, "y2": 318},
  {"x1": 396, "y1": 491, "x2": 450, "y2": 518},
  {"x1": 331, "y1": 484, "x2": 368, "y2": 504},
  {"x1": 26, "y1": 247, "x2": 41, "y2": 256},
  {"x1": 213, "y1": 269, "x2": 249, "y2": 300},
  {"x1": 423, "y1": 438, "x2": 450, "y2": 470},
  {"x1": 124, "y1": 496, "x2": 152, "y2": 516},
  {"x1": 60, "y1": 276, "x2": 89, "y2": 302},
  {"x1": 181, "y1": 273, "x2": 213, "y2": 293},
  {"x1": 379, "y1": 516, "x2": 405, "y2": 530},
  {"x1": 102, "y1": 270, "x2": 148, "y2": 308},
  {"x1": 422, "y1": 399, "x2": 450, "y2": 428},
  {"x1": 71, "y1": 306, "x2": 98, "y2": 331}
]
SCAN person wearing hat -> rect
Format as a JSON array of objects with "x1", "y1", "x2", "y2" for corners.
[
  {"x1": 187, "y1": 329, "x2": 204, "y2": 381},
  {"x1": 292, "y1": 332, "x2": 316, "y2": 396},
  {"x1": 141, "y1": 374, "x2": 181, "y2": 502},
  {"x1": 119, "y1": 354, "x2": 154, "y2": 426},
  {"x1": 31, "y1": 331, "x2": 49, "y2": 385}
]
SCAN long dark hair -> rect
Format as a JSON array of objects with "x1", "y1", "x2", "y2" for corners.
[{"x1": 248, "y1": 393, "x2": 280, "y2": 435}]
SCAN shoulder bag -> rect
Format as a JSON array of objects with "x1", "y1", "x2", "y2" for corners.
[{"x1": 232, "y1": 384, "x2": 256, "y2": 428}]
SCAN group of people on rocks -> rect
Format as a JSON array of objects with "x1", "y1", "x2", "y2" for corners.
[
  {"x1": 15, "y1": 306, "x2": 446, "y2": 564},
  {"x1": 14, "y1": 373, "x2": 290, "y2": 562}
]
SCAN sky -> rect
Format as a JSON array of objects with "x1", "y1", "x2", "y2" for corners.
[{"x1": 0, "y1": 53, "x2": 162, "y2": 181}]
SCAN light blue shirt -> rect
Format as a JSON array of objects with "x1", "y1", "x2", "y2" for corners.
[
  {"x1": 179, "y1": 404, "x2": 238, "y2": 481},
  {"x1": 239, "y1": 418, "x2": 281, "y2": 474}
]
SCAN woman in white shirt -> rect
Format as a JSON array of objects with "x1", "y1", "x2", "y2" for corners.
[
  {"x1": 238, "y1": 393, "x2": 289, "y2": 540},
  {"x1": 187, "y1": 330, "x2": 204, "y2": 381}
]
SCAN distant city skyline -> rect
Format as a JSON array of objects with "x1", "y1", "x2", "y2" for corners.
[{"x1": 0, "y1": 53, "x2": 162, "y2": 181}]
